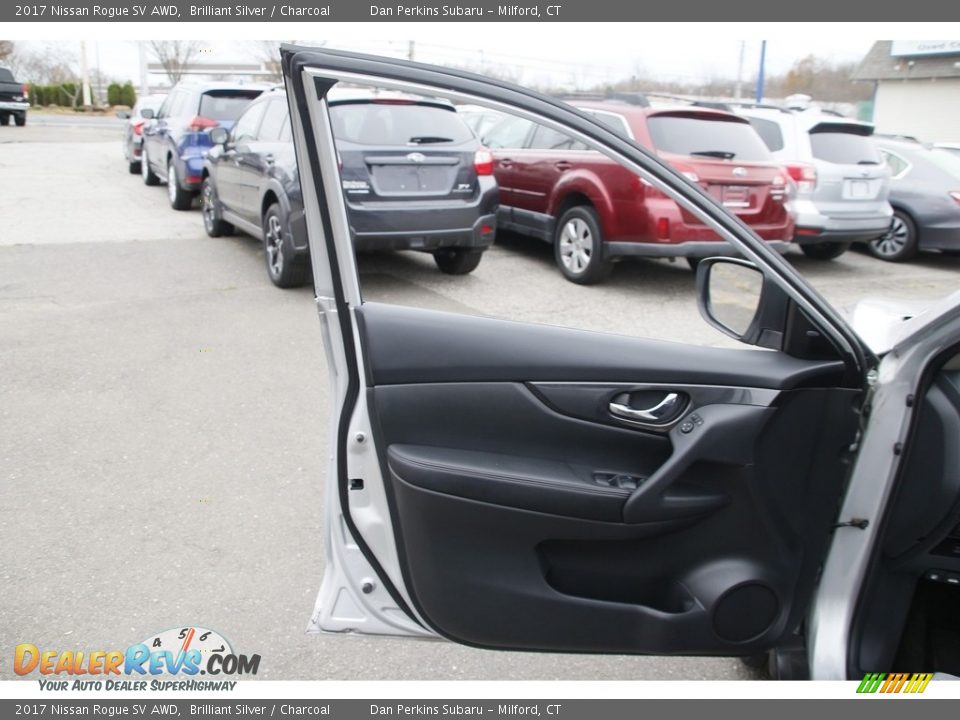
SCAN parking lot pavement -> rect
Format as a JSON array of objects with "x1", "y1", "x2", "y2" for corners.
[{"x1": 2, "y1": 127, "x2": 959, "y2": 681}]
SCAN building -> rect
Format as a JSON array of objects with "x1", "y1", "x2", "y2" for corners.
[{"x1": 853, "y1": 40, "x2": 960, "y2": 143}]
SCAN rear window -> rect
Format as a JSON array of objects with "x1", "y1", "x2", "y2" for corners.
[
  {"x1": 646, "y1": 115, "x2": 772, "y2": 162},
  {"x1": 747, "y1": 117, "x2": 785, "y2": 152},
  {"x1": 198, "y1": 90, "x2": 262, "y2": 122},
  {"x1": 0, "y1": 68, "x2": 15, "y2": 83},
  {"x1": 330, "y1": 102, "x2": 473, "y2": 146},
  {"x1": 809, "y1": 129, "x2": 882, "y2": 165}
]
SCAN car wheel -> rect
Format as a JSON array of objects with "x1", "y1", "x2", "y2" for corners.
[
  {"x1": 141, "y1": 147, "x2": 160, "y2": 186},
  {"x1": 167, "y1": 158, "x2": 194, "y2": 210},
  {"x1": 686, "y1": 257, "x2": 701, "y2": 272},
  {"x1": 128, "y1": 158, "x2": 141, "y2": 174},
  {"x1": 867, "y1": 211, "x2": 918, "y2": 262},
  {"x1": 554, "y1": 206, "x2": 612, "y2": 284},
  {"x1": 263, "y1": 203, "x2": 309, "y2": 289},
  {"x1": 14, "y1": 113, "x2": 26, "y2": 127},
  {"x1": 799, "y1": 241, "x2": 850, "y2": 261},
  {"x1": 433, "y1": 248, "x2": 484, "y2": 275},
  {"x1": 201, "y1": 177, "x2": 234, "y2": 238},
  {"x1": 0, "y1": 113, "x2": 9, "y2": 126}
]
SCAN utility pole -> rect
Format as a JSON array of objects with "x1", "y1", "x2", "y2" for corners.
[
  {"x1": 734, "y1": 40, "x2": 745, "y2": 100},
  {"x1": 407, "y1": 41, "x2": 415, "y2": 61},
  {"x1": 138, "y1": 42, "x2": 150, "y2": 97},
  {"x1": 79, "y1": 40, "x2": 93, "y2": 108},
  {"x1": 755, "y1": 40, "x2": 767, "y2": 103}
]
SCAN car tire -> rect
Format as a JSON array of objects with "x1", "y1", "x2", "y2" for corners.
[
  {"x1": 866, "y1": 211, "x2": 918, "y2": 262},
  {"x1": 0, "y1": 113, "x2": 9, "y2": 126},
  {"x1": 554, "y1": 206, "x2": 612, "y2": 285},
  {"x1": 14, "y1": 113, "x2": 26, "y2": 127},
  {"x1": 433, "y1": 248, "x2": 484, "y2": 275},
  {"x1": 263, "y1": 203, "x2": 309, "y2": 289},
  {"x1": 201, "y1": 177, "x2": 234, "y2": 238},
  {"x1": 686, "y1": 257, "x2": 701, "y2": 272},
  {"x1": 799, "y1": 241, "x2": 850, "y2": 261},
  {"x1": 167, "y1": 158, "x2": 194, "y2": 210},
  {"x1": 141, "y1": 147, "x2": 160, "y2": 186},
  {"x1": 128, "y1": 159, "x2": 141, "y2": 174}
]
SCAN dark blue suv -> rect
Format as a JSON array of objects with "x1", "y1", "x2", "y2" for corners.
[{"x1": 140, "y1": 81, "x2": 269, "y2": 209}]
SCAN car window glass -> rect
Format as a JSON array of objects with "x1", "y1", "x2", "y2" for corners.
[
  {"x1": 809, "y1": 130, "x2": 882, "y2": 165},
  {"x1": 231, "y1": 102, "x2": 267, "y2": 143},
  {"x1": 881, "y1": 150, "x2": 909, "y2": 177},
  {"x1": 747, "y1": 117, "x2": 785, "y2": 152},
  {"x1": 647, "y1": 115, "x2": 773, "y2": 162},
  {"x1": 330, "y1": 103, "x2": 473, "y2": 146},
  {"x1": 279, "y1": 115, "x2": 292, "y2": 143},
  {"x1": 482, "y1": 115, "x2": 535, "y2": 149},
  {"x1": 529, "y1": 125, "x2": 588, "y2": 151},
  {"x1": 199, "y1": 91, "x2": 262, "y2": 122},
  {"x1": 585, "y1": 111, "x2": 631, "y2": 138},
  {"x1": 157, "y1": 91, "x2": 177, "y2": 119},
  {"x1": 258, "y1": 99, "x2": 289, "y2": 142}
]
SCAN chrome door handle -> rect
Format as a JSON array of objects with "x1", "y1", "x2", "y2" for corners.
[{"x1": 609, "y1": 393, "x2": 680, "y2": 423}]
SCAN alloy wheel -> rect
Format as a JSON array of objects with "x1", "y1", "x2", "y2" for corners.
[
  {"x1": 265, "y1": 214, "x2": 284, "y2": 276},
  {"x1": 872, "y1": 215, "x2": 909, "y2": 258},
  {"x1": 558, "y1": 218, "x2": 593, "y2": 275}
]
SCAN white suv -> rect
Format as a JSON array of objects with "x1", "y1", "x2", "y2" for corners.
[{"x1": 736, "y1": 106, "x2": 893, "y2": 260}]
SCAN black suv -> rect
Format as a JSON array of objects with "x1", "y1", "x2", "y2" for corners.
[{"x1": 201, "y1": 88, "x2": 499, "y2": 288}]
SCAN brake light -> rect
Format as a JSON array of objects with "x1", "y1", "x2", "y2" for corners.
[
  {"x1": 21, "y1": 84, "x2": 29, "y2": 100},
  {"x1": 474, "y1": 149, "x2": 494, "y2": 176},
  {"x1": 657, "y1": 217, "x2": 671, "y2": 240},
  {"x1": 784, "y1": 163, "x2": 817, "y2": 193},
  {"x1": 188, "y1": 116, "x2": 219, "y2": 131},
  {"x1": 950, "y1": 191, "x2": 960, "y2": 206},
  {"x1": 132, "y1": 120, "x2": 144, "y2": 136}
]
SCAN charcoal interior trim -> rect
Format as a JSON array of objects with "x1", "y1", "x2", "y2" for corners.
[{"x1": 358, "y1": 303, "x2": 847, "y2": 389}]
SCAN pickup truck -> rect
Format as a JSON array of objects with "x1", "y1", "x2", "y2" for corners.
[{"x1": 0, "y1": 67, "x2": 29, "y2": 127}]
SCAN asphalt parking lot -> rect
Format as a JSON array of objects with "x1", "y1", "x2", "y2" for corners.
[{"x1": 2, "y1": 121, "x2": 959, "y2": 681}]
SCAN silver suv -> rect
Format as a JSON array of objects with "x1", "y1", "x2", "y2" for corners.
[{"x1": 736, "y1": 106, "x2": 893, "y2": 260}]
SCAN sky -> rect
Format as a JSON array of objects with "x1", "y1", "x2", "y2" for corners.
[{"x1": 10, "y1": 29, "x2": 879, "y2": 90}]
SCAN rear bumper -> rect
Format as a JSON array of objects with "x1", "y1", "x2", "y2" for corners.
[
  {"x1": 790, "y1": 199, "x2": 893, "y2": 245},
  {"x1": 605, "y1": 239, "x2": 791, "y2": 259},
  {"x1": 0, "y1": 101, "x2": 29, "y2": 114},
  {"x1": 352, "y1": 213, "x2": 497, "y2": 252}
]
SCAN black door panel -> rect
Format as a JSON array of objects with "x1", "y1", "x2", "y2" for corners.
[
  {"x1": 357, "y1": 303, "x2": 846, "y2": 389},
  {"x1": 360, "y1": 302, "x2": 860, "y2": 654}
]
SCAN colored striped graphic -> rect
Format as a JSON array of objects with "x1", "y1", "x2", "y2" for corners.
[{"x1": 857, "y1": 672, "x2": 933, "y2": 694}]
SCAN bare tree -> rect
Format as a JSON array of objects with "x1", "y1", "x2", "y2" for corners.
[
  {"x1": 0, "y1": 40, "x2": 14, "y2": 64},
  {"x1": 148, "y1": 40, "x2": 203, "y2": 84},
  {"x1": 246, "y1": 40, "x2": 284, "y2": 81}
]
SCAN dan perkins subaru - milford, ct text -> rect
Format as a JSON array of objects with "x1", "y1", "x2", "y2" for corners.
[{"x1": 370, "y1": 4, "x2": 562, "y2": 16}]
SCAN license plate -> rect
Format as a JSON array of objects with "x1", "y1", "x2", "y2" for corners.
[
  {"x1": 847, "y1": 179, "x2": 870, "y2": 198},
  {"x1": 722, "y1": 185, "x2": 750, "y2": 208}
]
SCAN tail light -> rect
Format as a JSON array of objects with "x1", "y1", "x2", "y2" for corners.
[
  {"x1": 770, "y1": 174, "x2": 787, "y2": 201},
  {"x1": 474, "y1": 149, "x2": 494, "y2": 176},
  {"x1": 188, "y1": 116, "x2": 219, "y2": 131},
  {"x1": 21, "y1": 84, "x2": 29, "y2": 100},
  {"x1": 656, "y1": 217, "x2": 671, "y2": 240},
  {"x1": 949, "y1": 191, "x2": 960, "y2": 206},
  {"x1": 784, "y1": 163, "x2": 817, "y2": 194},
  {"x1": 132, "y1": 121, "x2": 144, "y2": 136}
]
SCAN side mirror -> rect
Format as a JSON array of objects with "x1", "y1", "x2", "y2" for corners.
[
  {"x1": 696, "y1": 257, "x2": 786, "y2": 350},
  {"x1": 116, "y1": 110, "x2": 131, "y2": 119},
  {"x1": 209, "y1": 127, "x2": 229, "y2": 145},
  {"x1": 140, "y1": 108, "x2": 155, "y2": 119}
]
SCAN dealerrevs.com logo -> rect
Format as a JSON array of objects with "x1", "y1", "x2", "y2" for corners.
[{"x1": 15, "y1": 626, "x2": 260, "y2": 691}]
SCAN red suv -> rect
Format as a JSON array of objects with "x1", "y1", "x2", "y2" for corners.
[{"x1": 481, "y1": 98, "x2": 795, "y2": 283}]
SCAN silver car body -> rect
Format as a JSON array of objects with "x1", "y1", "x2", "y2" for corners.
[{"x1": 738, "y1": 107, "x2": 893, "y2": 245}]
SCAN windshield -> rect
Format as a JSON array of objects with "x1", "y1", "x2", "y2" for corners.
[
  {"x1": 198, "y1": 91, "x2": 263, "y2": 122},
  {"x1": 646, "y1": 115, "x2": 773, "y2": 162},
  {"x1": 330, "y1": 102, "x2": 473, "y2": 146}
]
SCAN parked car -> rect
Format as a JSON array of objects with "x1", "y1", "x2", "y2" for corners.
[
  {"x1": 935, "y1": 142, "x2": 960, "y2": 159},
  {"x1": 736, "y1": 105, "x2": 892, "y2": 260},
  {"x1": 118, "y1": 94, "x2": 166, "y2": 174},
  {"x1": 870, "y1": 138, "x2": 960, "y2": 261},
  {"x1": 140, "y1": 81, "x2": 269, "y2": 209},
  {"x1": 201, "y1": 88, "x2": 498, "y2": 287},
  {"x1": 0, "y1": 66, "x2": 29, "y2": 127},
  {"x1": 457, "y1": 104, "x2": 506, "y2": 139},
  {"x1": 282, "y1": 45, "x2": 960, "y2": 681},
  {"x1": 481, "y1": 98, "x2": 794, "y2": 283}
]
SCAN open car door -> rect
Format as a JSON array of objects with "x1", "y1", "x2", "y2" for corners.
[{"x1": 281, "y1": 46, "x2": 960, "y2": 680}]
